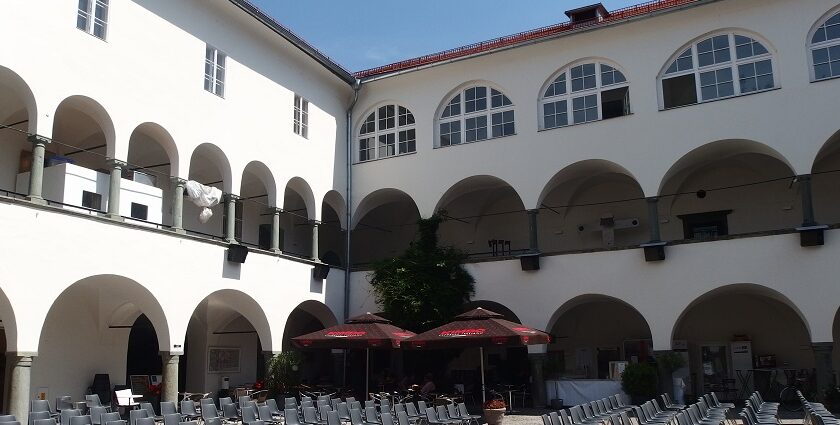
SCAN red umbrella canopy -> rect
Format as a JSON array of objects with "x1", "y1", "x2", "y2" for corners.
[
  {"x1": 405, "y1": 307, "x2": 550, "y2": 349},
  {"x1": 292, "y1": 312, "x2": 415, "y2": 349}
]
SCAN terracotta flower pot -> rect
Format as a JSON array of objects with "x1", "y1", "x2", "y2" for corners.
[{"x1": 483, "y1": 408, "x2": 506, "y2": 425}]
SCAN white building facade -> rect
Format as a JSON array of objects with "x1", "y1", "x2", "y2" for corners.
[{"x1": 1, "y1": 0, "x2": 840, "y2": 420}]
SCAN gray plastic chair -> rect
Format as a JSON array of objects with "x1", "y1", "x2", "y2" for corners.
[
  {"x1": 98, "y1": 414, "x2": 120, "y2": 425},
  {"x1": 201, "y1": 405, "x2": 219, "y2": 422},
  {"x1": 128, "y1": 408, "x2": 148, "y2": 425},
  {"x1": 105, "y1": 421, "x2": 126, "y2": 425},
  {"x1": 69, "y1": 417, "x2": 92, "y2": 425},
  {"x1": 257, "y1": 406, "x2": 278, "y2": 424},
  {"x1": 85, "y1": 396, "x2": 104, "y2": 409},
  {"x1": 380, "y1": 413, "x2": 394, "y2": 425},
  {"x1": 303, "y1": 407, "x2": 326, "y2": 425},
  {"x1": 242, "y1": 406, "x2": 258, "y2": 424},
  {"x1": 285, "y1": 409, "x2": 301, "y2": 425},
  {"x1": 222, "y1": 403, "x2": 240, "y2": 421},
  {"x1": 160, "y1": 403, "x2": 177, "y2": 417},
  {"x1": 134, "y1": 418, "x2": 154, "y2": 425},
  {"x1": 89, "y1": 407, "x2": 108, "y2": 425},
  {"x1": 349, "y1": 409, "x2": 365, "y2": 425},
  {"x1": 177, "y1": 422, "x2": 197, "y2": 425},
  {"x1": 245, "y1": 422, "x2": 265, "y2": 425},
  {"x1": 139, "y1": 403, "x2": 160, "y2": 421},
  {"x1": 337, "y1": 403, "x2": 351, "y2": 422},
  {"x1": 56, "y1": 398, "x2": 73, "y2": 413},
  {"x1": 180, "y1": 402, "x2": 200, "y2": 421},
  {"x1": 34, "y1": 420, "x2": 56, "y2": 425},
  {"x1": 266, "y1": 400, "x2": 282, "y2": 417},
  {"x1": 60, "y1": 410, "x2": 82, "y2": 425},
  {"x1": 327, "y1": 412, "x2": 341, "y2": 425},
  {"x1": 0, "y1": 417, "x2": 16, "y2": 423},
  {"x1": 30, "y1": 412, "x2": 52, "y2": 425},
  {"x1": 204, "y1": 418, "x2": 222, "y2": 425},
  {"x1": 285, "y1": 398, "x2": 297, "y2": 409},
  {"x1": 31, "y1": 401, "x2": 53, "y2": 415},
  {"x1": 363, "y1": 407, "x2": 380, "y2": 425},
  {"x1": 395, "y1": 412, "x2": 410, "y2": 425},
  {"x1": 163, "y1": 414, "x2": 180, "y2": 425}
]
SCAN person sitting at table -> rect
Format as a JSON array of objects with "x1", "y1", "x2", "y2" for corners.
[{"x1": 420, "y1": 373, "x2": 436, "y2": 395}]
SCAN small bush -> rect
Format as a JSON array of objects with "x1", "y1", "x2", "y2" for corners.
[
  {"x1": 621, "y1": 363, "x2": 658, "y2": 399},
  {"x1": 483, "y1": 399, "x2": 506, "y2": 409}
]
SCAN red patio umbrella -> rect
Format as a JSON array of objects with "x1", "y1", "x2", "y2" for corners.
[
  {"x1": 292, "y1": 312, "x2": 415, "y2": 398},
  {"x1": 405, "y1": 307, "x2": 551, "y2": 403}
]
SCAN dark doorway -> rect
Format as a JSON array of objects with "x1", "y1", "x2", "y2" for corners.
[{"x1": 126, "y1": 315, "x2": 162, "y2": 386}]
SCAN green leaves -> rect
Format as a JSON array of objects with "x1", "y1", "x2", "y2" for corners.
[{"x1": 369, "y1": 214, "x2": 475, "y2": 332}]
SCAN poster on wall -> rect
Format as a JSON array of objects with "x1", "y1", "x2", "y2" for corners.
[{"x1": 208, "y1": 347, "x2": 240, "y2": 373}]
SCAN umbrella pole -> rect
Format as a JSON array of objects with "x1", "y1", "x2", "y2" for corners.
[
  {"x1": 366, "y1": 347, "x2": 370, "y2": 400},
  {"x1": 480, "y1": 346, "x2": 486, "y2": 404}
]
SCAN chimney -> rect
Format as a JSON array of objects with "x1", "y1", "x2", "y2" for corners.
[{"x1": 565, "y1": 3, "x2": 610, "y2": 24}]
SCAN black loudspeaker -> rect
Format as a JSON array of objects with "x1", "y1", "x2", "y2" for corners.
[
  {"x1": 519, "y1": 254, "x2": 540, "y2": 271},
  {"x1": 799, "y1": 227, "x2": 826, "y2": 247},
  {"x1": 313, "y1": 263, "x2": 331, "y2": 280},
  {"x1": 643, "y1": 244, "x2": 666, "y2": 262},
  {"x1": 227, "y1": 244, "x2": 249, "y2": 263}
]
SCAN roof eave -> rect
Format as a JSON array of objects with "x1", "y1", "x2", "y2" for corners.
[{"x1": 227, "y1": 0, "x2": 357, "y2": 86}]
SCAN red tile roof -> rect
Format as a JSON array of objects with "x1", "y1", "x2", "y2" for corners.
[{"x1": 354, "y1": 0, "x2": 706, "y2": 79}]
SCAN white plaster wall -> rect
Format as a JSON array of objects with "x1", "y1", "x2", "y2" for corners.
[{"x1": 351, "y1": 0, "x2": 840, "y2": 216}]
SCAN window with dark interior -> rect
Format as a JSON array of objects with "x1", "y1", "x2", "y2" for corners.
[{"x1": 541, "y1": 62, "x2": 630, "y2": 130}]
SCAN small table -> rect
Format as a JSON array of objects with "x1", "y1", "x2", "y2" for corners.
[{"x1": 501, "y1": 385, "x2": 518, "y2": 414}]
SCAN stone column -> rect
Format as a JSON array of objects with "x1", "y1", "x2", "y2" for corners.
[
  {"x1": 528, "y1": 353, "x2": 547, "y2": 408},
  {"x1": 311, "y1": 221, "x2": 320, "y2": 260},
  {"x1": 800, "y1": 175, "x2": 817, "y2": 227},
  {"x1": 225, "y1": 194, "x2": 239, "y2": 244},
  {"x1": 26, "y1": 135, "x2": 51, "y2": 204},
  {"x1": 8, "y1": 355, "x2": 33, "y2": 425},
  {"x1": 160, "y1": 353, "x2": 180, "y2": 403},
  {"x1": 106, "y1": 159, "x2": 126, "y2": 219},
  {"x1": 271, "y1": 209, "x2": 282, "y2": 253},
  {"x1": 813, "y1": 343, "x2": 834, "y2": 400},
  {"x1": 647, "y1": 197, "x2": 661, "y2": 242},
  {"x1": 171, "y1": 178, "x2": 186, "y2": 234},
  {"x1": 527, "y1": 209, "x2": 540, "y2": 253}
]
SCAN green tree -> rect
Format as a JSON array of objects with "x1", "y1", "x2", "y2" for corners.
[{"x1": 369, "y1": 214, "x2": 475, "y2": 332}]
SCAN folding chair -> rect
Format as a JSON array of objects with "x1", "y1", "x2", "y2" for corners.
[{"x1": 69, "y1": 417, "x2": 92, "y2": 425}]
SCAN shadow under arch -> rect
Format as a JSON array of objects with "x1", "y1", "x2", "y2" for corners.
[
  {"x1": 0, "y1": 64, "x2": 38, "y2": 134},
  {"x1": 188, "y1": 288, "x2": 274, "y2": 352},
  {"x1": 188, "y1": 142, "x2": 233, "y2": 193},
  {"x1": 352, "y1": 188, "x2": 420, "y2": 230}
]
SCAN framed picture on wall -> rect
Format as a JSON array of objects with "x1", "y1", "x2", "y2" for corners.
[{"x1": 208, "y1": 347, "x2": 240, "y2": 373}]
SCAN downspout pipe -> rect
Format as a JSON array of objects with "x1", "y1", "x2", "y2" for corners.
[{"x1": 344, "y1": 79, "x2": 361, "y2": 322}]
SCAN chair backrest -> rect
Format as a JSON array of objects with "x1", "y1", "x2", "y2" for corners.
[
  {"x1": 218, "y1": 397, "x2": 233, "y2": 407},
  {"x1": 381, "y1": 412, "x2": 394, "y2": 425},
  {"x1": 33, "y1": 420, "x2": 56, "y2": 425},
  {"x1": 319, "y1": 405, "x2": 332, "y2": 422},
  {"x1": 350, "y1": 409, "x2": 364, "y2": 425},
  {"x1": 204, "y1": 418, "x2": 221, "y2": 425},
  {"x1": 139, "y1": 403, "x2": 156, "y2": 419},
  {"x1": 620, "y1": 411, "x2": 633, "y2": 425},
  {"x1": 364, "y1": 401, "x2": 374, "y2": 409},
  {"x1": 177, "y1": 422, "x2": 197, "y2": 425},
  {"x1": 285, "y1": 398, "x2": 298, "y2": 408},
  {"x1": 338, "y1": 403, "x2": 351, "y2": 418},
  {"x1": 69, "y1": 417, "x2": 92, "y2": 425},
  {"x1": 89, "y1": 409, "x2": 107, "y2": 425},
  {"x1": 417, "y1": 401, "x2": 427, "y2": 413},
  {"x1": 380, "y1": 401, "x2": 391, "y2": 413},
  {"x1": 590, "y1": 401, "x2": 602, "y2": 415},
  {"x1": 98, "y1": 414, "x2": 120, "y2": 425},
  {"x1": 242, "y1": 406, "x2": 257, "y2": 424},
  {"x1": 181, "y1": 401, "x2": 198, "y2": 416},
  {"x1": 581, "y1": 404, "x2": 594, "y2": 420},
  {"x1": 285, "y1": 409, "x2": 301, "y2": 425},
  {"x1": 301, "y1": 397, "x2": 313, "y2": 403},
  {"x1": 632, "y1": 407, "x2": 647, "y2": 425},
  {"x1": 56, "y1": 397, "x2": 73, "y2": 412},
  {"x1": 258, "y1": 406, "x2": 273, "y2": 422},
  {"x1": 105, "y1": 421, "x2": 125, "y2": 425},
  {"x1": 364, "y1": 407, "x2": 378, "y2": 422},
  {"x1": 396, "y1": 411, "x2": 410, "y2": 425},
  {"x1": 327, "y1": 411, "x2": 341, "y2": 425},
  {"x1": 560, "y1": 409, "x2": 573, "y2": 425},
  {"x1": 303, "y1": 406, "x2": 319, "y2": 424},
  {"x1": 405, "y1": 403, "x2": 418, "y2": 417},
  {"x1": 240, "y1": 397, "x2": 253, "y2": 410},
  {"x1": 31, "y1": 400, "x2": 52, "y2": 414},
  {"x1": 129, "y1": 408, "x2": 149, "y2": 425},
  {"x1": 163, "y1": 414, "x2": 180, "y2": 425},
  {"x1": 549, "y1": 411, "x2": 561, "y2": 425},
  {"x1": 424, "y1": 408, "x2": 438, "y2": 423},
  {"x1": 0, "y1": 417, "x2": 17, "y2": 424},
  {"x1": 677, "y1": 412, "x2": 691, "y2": 425},
  {"x1": 158, "y1": 402, "x2": 176, "y2": 417},
  {"x1": 569, "y1": 406, "x2": 584, "y2": 424},
  {"x1": 266, "y1": 399, "x2": 281, "y2": 414},
  {"x1": 222, "y1": 403, "x2": 239, "y2": 420},
  {"x1": 134, "y1": 418, "x2": 154, "y2": 425},
  {"x1": 435, "y1": 406, "x2": 448, "y2": 421},
  {"x1": 346, "y1": 398, "x2": 356, "y2": 405},
  {"x1": 446, "y1": 404, "x2": 458, "y2": 419},
  {"x1": 542, "y1": 415, "x2": 552, "y2": 425},
  {"x1": 61, "y1": 410, "x2": 82, "y2": 425},
  {"x1": 85, "y1": 396, "x2": 103, "y2": 408},
  {"x1": 202, "y1": 405, "x2": 219, "y2": 421}
]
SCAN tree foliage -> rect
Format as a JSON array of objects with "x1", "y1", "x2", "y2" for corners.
[{"x1": 369, "y1": 214, "x2": 475, "y2": 332}]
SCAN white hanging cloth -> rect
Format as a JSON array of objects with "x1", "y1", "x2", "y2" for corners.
[{"x1": 185, "y1": 180, "x2": 222, "y2": 223}]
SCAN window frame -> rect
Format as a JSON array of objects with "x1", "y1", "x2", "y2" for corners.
[
  {"x1": 294, "y1": 94, "x2": 309, "y2": 139},
  {"x1": 809, "y1": 9, "x2": 840, "y2": 82},
  {"x1": 436, "y1": 84, "x2": 516, "y2": 148},
  {"x1": 539, "y1": 61, "x2": 631, "y2": 131},
  {"x1": 204, "y1": 45, "x2": 227, "y2": 98},
  {"x1": 356, "y1": 103, "x2": 417, "y2": 163},
  {"x1": 76, "y1": 0, "x2": 109, "y2": 40},
  {"x1": 659, "y1": 32, "x2": 777, "y2": 110}
]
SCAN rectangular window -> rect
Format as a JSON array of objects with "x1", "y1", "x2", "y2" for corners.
[
  {"x1": 398, "y1": 129, "x2": 416, "y2": 154},
  {"x1": 294, "y1": 95, "x2": 309, "y2": 138},
  {"x1": 571, "y1": 63, "x2": 597, "y2": 92},
  {"x1": 77, "y1": 0, "x2": 108, "y2": 39},
  {"x1": 699, "y1": 68, "x2": 734, "y2": 100},
  {"x1": 465, "y1": 116, "x2": 488, "y2": 142},
  {"x1": 464, "y1": 87, "x2": 487, "y2": 113},
  {"x1": 398, "y1": 106, "x2": 415, "y2": 126},
  {"x1": 679, "y1": 210, "x2": 731, "y2": 240},
  {"x1": 130, "y1": 203, "x2": 148, "y2": 221},
  {"x1": 359, "y1": 137, "x2": 375, "y2": 161},
  {"x1": 738, "y1": 59, "x2": 774, "y2": 93},
  {"x1": 204, "y1": 45, "x2": 226, "y2": 97},
  {"x1": 697, "y1": 35, "x2": 731, "y2": 67},
  {"x1": 572, "y1": 94, "x2": 598, "y2": 124},
  {"x1": 378, "y1": 133, "x2": 395, "y2": 157},
  {"x1": 378, "y1": 105, "x2": 395, "y2": 130},
  {"x1": 543, "y1": 100, "x2": 568, "y2": 129},
  {"x1": 662, "y1": 74, "x2": 698, "y2": 108},
  {"x1": 491, "y1": 111, "x2": 515, "y2": 137},
  {"x1": 440, "y1": 121, "x2": 461, "y2": 146},
  {"x1": 601, "y1": 87, "x2": 630, "y2": 120},
  {"x1": 813, "y1": 45, "x2": 840, "y2": 80},
  {"x1": 82, "y1": 190, "x2": 102, "y2": 211}
]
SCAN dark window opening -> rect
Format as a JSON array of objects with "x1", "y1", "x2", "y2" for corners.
[
  {"x1": 130, "y1": 203, "x2": 148, "y2": 221},
  {"x1": 258, "y1": 224, "x2": 272, "y2": 250},
  {"x1": 82, "y1": 191, "x2": 102, "y2": 211},
  {"x1": 679, "y1": 210, "x2": 732, "y2": 240},
  {"x1": 601, "y1": 86, "x2": 630, "y2": 120},
  {"x1": 662, "y1": 74, "x2": 698, "y2": 108}
]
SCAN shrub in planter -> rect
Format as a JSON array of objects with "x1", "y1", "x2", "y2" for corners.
[
  {"x1": 621, "y1": 363, "x2": 658, "y2": 404},
  {"x1": 483, "y1": 399, "x2": 507, "y2": 425}
]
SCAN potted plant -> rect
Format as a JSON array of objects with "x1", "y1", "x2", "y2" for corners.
[
  {"x1": 483, "y1": 398, "x2": 506, "y2": 425},
  {"x1": 621, "y1": 363, "x2": 657, "y2": 405},
  {"x1": 265, "y1": 352, "x2": 302, "y2": 399}
]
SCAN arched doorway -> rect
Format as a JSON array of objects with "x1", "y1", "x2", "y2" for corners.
[
  {"x1": 282, "y1": 301, "x2": 338, "y2": 391},
  {"x1": 672, "y1": 284, "x2": 812, "y2": 400},
  {"x1": 126, "y1": 123, "x2": 178, "y2": 226},
  {"x1": 281, "y1": 178, "x2": 316, "y2": 258},
  {"x1": 546, "y1": 295, "x2": 652, "y2": 380},
  {"x1": 0, "y1": 66, "x2": 37, "y2": 195},
  {"x1": 126, "y1": 315, "x2": 161, "y2": 388}
]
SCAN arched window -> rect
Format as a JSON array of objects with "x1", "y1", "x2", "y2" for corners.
[
  {"x1": 358, "y1": 104, "x2": 416, "y2": 162},
  {"x1": 540, "y1": 61, "x2": 630, "y2": 130},
  {"x1": 810, "y1": 11, "x2": 840, "y2": 81},
  {"x1": 660, "y1": 32, "x2": 775, "y2": 109},
  {"x1": 437, "y1": 85, "x2": 515, "y2": 147}
]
